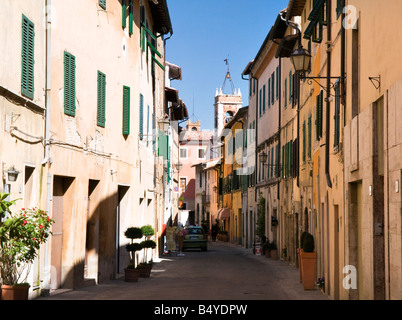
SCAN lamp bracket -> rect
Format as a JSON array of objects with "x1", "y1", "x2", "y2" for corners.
[{"x1": 369, "y1": 76, "x2": 381, "y2": 89}]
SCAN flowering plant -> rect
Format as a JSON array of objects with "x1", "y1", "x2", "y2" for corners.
[
  {"x1": 0, "y1": 200, "x2": 54, "y2": 285},
  {"x1": 317, "y1": 277, "x2": 325, "y2": 288}
]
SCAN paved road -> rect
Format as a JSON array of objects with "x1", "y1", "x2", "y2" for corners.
[{"x1": 36, "y1": 241, "x2": 327, "y2": 300}]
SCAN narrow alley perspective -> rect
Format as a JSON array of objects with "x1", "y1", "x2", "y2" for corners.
[{"x1": 0, "y1": 0, "x2": 400, "y2": 308}]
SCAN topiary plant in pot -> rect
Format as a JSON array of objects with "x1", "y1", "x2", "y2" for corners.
[
  {"x1": 139, "y1": 239, "x2": 157, "y2": 278},
  {"x1": 300, "y1": 232, "x2": 317, "y2": 290},
  {"x1": 124, "y1": 227, "x2": 143, "y2": 282}
]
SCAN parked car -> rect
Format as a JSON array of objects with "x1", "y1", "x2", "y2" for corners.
[{"x1": 182, "y1": 226, "x2": 207, "y2": 251}]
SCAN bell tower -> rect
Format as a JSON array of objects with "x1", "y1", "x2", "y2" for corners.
[{"x1": 214, "y1": 58, "x2": 243, "y2": 135}]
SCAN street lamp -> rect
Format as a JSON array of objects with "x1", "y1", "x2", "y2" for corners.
[
  {"x1": 7, "y1": 166, "x2": 20, "y2": 182},
  {"x1": 290, "y1": 47, "x2": 312, "y2": 74},
  {"x1": 158, "y1": 118, "x2": 170, "y2": 133}
]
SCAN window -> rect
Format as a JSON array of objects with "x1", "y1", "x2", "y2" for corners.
[
  {"x1": 336, "y1": 0, "x2": 342, "y2": 19},
  {"x1": 276, "y1": 67, "x2": 279, "y2": 100},
  {"x1": 263, "y1": 84, "x2": 266, "y2": 112},
  {"x1": 99, "y1": 0, "x2": 106, "y2": 10},
  {"x1": 179, "y1": 148, "x2": 187, "y2": 159},
  {"x1": 139, "y1": 94, "x2": 144, "y2": 139},
  {"x1": 289, "y1": 71, "x2": 292, "y2": 104},
  {"x1": 315, "y1": 90, "x2": 323, "y2": 140},
  {"x1": 308, "y1": 114, "x2": 312, "y2": 159},
  {"x1": 97, "y1": 71, "x2": 106, "y2": 127},
  {"x1": 64, "y1": 51, "x2": 76, "y2": 116},
  {"x1": 180, "y1": 177, "x2": 187, "y2": 190},
  {"x1": 259, "y1": 89, "x2": 262, "y2": 116},
  {"x1": 122, "y1": 86, "x2": 130, "y2": 135},
  {"x1": 302, "y1": 121, "x2": 306, "y2": 163},
  {"x1": 198, "y1": 148, "x2": 206, "y2": 159},
  {"x1": 271, "y1": 72, "x2": 275, "y2": 104},
  {"x1": 146, "y1": 105, "x2": 150, "y2": 146},
  {"x1": 21, "y1": 15, "x2": 34, "y2": 100},
  {"x1": 284, "y1": 78, "x2": 287, "y2": 109},
  {"x1": 334, "y1": 81, "x2": 341, "y2": 148}
]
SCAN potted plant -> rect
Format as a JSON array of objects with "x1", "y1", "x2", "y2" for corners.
[
  {"x1": 0, "y1": 193, "x2": 54, "y2": 300},
  {"x1": 300, "y1": 232, "x2": 316, "y2": 290},
  {"x1": 124, "y1": 227, "x2": 143, "y2": 282},
  {"x1": 263, "y1": 239, "x2": 270, "y2": 258},
  {"x1": 139, "y1": 240, "x2": 157, "y2": 278},
  {"x1": 217, "y1": 230, "x2": 228, "y2": 242},
  {"x1": 317, "y1": 277, "x2": 325, "y2": 293},
  {"x1": 269, "y1": 241, "x2": 279, "y2": 260}
]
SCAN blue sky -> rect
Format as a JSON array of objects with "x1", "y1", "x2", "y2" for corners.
[{"x1": 165, "y1": 0, "x2": 290, "y2": 130}]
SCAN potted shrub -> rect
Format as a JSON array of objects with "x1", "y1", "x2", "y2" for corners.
[
  {"x1": 269, "y1": 241, "x2": 279, "y2": 260},
  {"x1": 263, "y1": 240, "x2": 271, "y2": 258},
  {"x1": 0, "y1": 193, "x2": 54, "y2": 300},
  {"x1": 124, "y1": 227, "x2": 143, "y2": 282},
  {"x1": 139, "y1": 240, "x2": 157, "y2": 278},
  {"x1": 300, "y1": 232, "x2": 317, "y2": 290}
]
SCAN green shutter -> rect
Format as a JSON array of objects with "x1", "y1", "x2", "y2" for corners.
[
  {"x1": 158, "y1": 134, "x2": 169, "y2": 160},
  {"x1": 263, "y1": 84, "x2": 266, "y2": 112},
  {"x1": 289, "y1": 141, "x2": 293, "y2": 177},
  {"x1": 129, "y1": 0, "x2": 133, "y2": 35},
  {"x1": 259, "y1": 89, "x2": 262, "y2": 116},
  {"x1": 146, "y1": 105, "x2": 150, "y2": 146},
  {"x1": 97, "y1": 71, "x2": 106, "y2": 127},
  {"x1": 336, "y1": 0, "x2": 342, "y2": 19},
  {"x1": 275, "y1": 144, "x2": 279, "y2": 177},
  {"x1": 21, "y1": 15, "x2": 34, "y2": 100},
  {"x1": 64, "y1": 51, "x2": 76, "y2": 116},
  {"x1": 316, "y1": 90, "x2": 323, "y2": 139},
  {"x1": 271, "y1": 147, "x2": 274, "y2": 178},
  {"x1": 334, "y1": 81, "x2": 341, "y2": 147},
  {"x1": 284, "y1": 78, "x2": 287, "y2": 109},
  {"x1": 289, "y1": 71, "x2": 292, "y2": 103},
  {"x1": 152, "y1": 113, "x2": 156, "y2": 150},
  {"x1": 99, "y1": 0, "x2": 106, "y2": 10},
  {"x1": 139, "y1": 94, "x2": 144, "y2": 139},
  {"x1": 122, "y1": 0, "x2": 126, "y2": 28},
  {"x1": 308, "y1": 114, "x2": 312, "y2": 159},
  {"x1": 122, "y1": 86, "x2": 130, "y2": 135},
  {"x1": 271, "y1": 73, "x2": 275, "y2": 104},
  {"x1": 268, "y1": 79, "x2": 271, "y2": 108}
]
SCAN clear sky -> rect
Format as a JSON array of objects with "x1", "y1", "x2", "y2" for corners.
[{"x1": 165, "y1": 0, "x2": 290, "y2": 131}]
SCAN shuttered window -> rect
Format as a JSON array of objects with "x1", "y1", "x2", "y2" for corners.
[
  {"x1": 97, "y1": 71, "x2": 106, "y2": 127},
  {"x1": 64, "y1": 51, "x2": 76, "y2": 116},
  {"x1": 139, "y1": 94, "x2": 144, "y2": 139},
  {"x1": 334, "y1": 81, "x2": 341, "y2": 148},
  {"x1": 263, "y1": 84, "x2": 266, "y2": 112},
  {"x1": 268, "y1": 79, "x2": 271, "y2": 108},
  {"x1": 275, "y1": 144, "x2": 279, "y2": 177},
  {"x1": 21, "y1": 15, "x2": 35, "y2": 100},
  {"x1": 129, "y1": 0, "x2": 134, "y2": 35},
  {"x1": 308, "y1": 114, "x2": 312, "y2": 159},
  {"x1": 289, "y1": 71, "x2": 292, "y2": 104},
  {"x1": 99, "y1": 0, "x2": 106, "y2": 10},
  {"x1": 122, "y1": 0, "x2": 126, "y2": 28},
  {"x1": 122, "y1": 86, "x2": 130, "y2": 135},
  {"x1": 336, "y1": 0, "x2": 342, "y2": 19},
  {"x1": 315, "y1": 90, "x2": 323, "y2": 140},
  {"x1": 284, "y1": 78, "x2": 287, "y2": 109},
  {"x1": 276, "y1": 66, "x2": 279, "y2": 100},
  {"x1": 271, "y1": 73, "x2": 275, "y2": 104}
]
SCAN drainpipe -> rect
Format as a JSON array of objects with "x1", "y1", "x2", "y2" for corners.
[
  {"x1": 42, "y1": 0, "x2": 52, "y2": 296},
  {"x1": 325, "y1": 0, "x2": 332, "y2": 188}
]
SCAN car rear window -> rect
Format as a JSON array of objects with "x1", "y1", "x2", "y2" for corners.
[{"x1": 186, "y1": 228, "x2": 204, "y2": 235}]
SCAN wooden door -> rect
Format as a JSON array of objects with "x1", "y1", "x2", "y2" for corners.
[{"x1": 51, "y1": 178, "x2": 63, "y2": 290}]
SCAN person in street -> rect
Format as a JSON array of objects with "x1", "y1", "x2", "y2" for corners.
[
  {"x1": 176, "y1": 222, "x2": 186, "y2": 256},
  {"x1": 211, "y1": 221, "x2": 220, "y2": 242}
]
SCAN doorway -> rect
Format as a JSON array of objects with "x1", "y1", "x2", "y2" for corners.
[
  {"x1": 51, "y1": 175, "x2": 75, "y2": 289},
  {"x1": 85, "y1": 180, "x2": 100, "y2": 281},
  {"x1": 116, "y1": 185, "x2": 129, "y2": 275}
]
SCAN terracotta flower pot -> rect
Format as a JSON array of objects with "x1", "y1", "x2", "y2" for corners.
[
  {"x1": 270, "y1": 249, "x2": 279, "y2": 260},
  {"x1": 139, "y1": 264, "x2": 152, "y2": 278},
  {"x1": 124, "y1": 268, "x2": 140, "y2": 282},
  {"x1": 298, "y1": 248, "x2": 303, "y2": 283},
  {"x1": 300, "y1": 251, "x2": 317, "y2": 290},
  {"x1": 1, "y1": 285, "x2": 30, "y2": 300},
  {"x1": 264, "y1": 250, "x2": 271, "y2": 258}
]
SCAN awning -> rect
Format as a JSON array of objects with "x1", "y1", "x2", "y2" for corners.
[
  {"x1": 217, "y1": 208, "x2": 231, "y2": 220},
  {"x1": 165, "y1": 86, "x2": 179, "y2": 103}
]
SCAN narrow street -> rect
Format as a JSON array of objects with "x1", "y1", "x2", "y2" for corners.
[{"x1": 36, "y1": 241, "x2": 327, "y2": 300}]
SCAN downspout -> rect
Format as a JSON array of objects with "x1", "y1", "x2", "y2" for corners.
[
  {"x1": 341, "y1": 0, "x2": 346, "y2": 122},
  {"x1": 277, "y1": 58, "x2": 281, "y2": 200},
  {"x1": 42, "y1": 0, "x2": 52, "y2": 296},
  {"x1": 325, "y1": 0, "x2": 332, "y2": 188}
]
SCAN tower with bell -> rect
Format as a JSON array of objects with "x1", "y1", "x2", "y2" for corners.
[{"x1": 214, "y1": 57, "x2": 243, "y2": 136}]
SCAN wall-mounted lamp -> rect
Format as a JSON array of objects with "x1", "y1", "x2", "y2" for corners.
[
  {"x1": 158, "y1": 118, "x2": 170, "y2": 132},
  {"x1": 174, "y1": 163, "x2": 182, "y2": 171},
  {"x1": 7, "y1": 166, "x2": 20, "y2": 182}
]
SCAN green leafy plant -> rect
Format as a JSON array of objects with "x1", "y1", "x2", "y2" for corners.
[
  {"x1": 140, "y1": 239, "x2": 157, "y2": 265},
  {"x1": 124, "y1": 227, "x2": 143, "y2": 269},
  {"x1": 141, "y1": 225, "x2": 154, "y2": 240},
  {"x1": 0, "y1": 192, "x2": 19, "y2": 220},
  {"x1": 0, "y1": 197, "x2": 54, "y2": 285}
]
